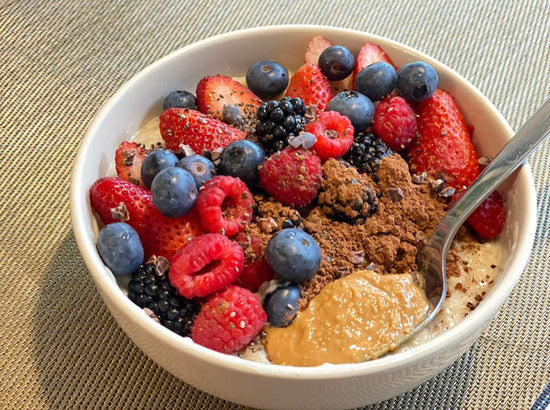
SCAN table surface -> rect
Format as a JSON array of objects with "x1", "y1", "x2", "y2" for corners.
[{"x1": 2, "y1": 0, "x2": 550, "y2": 409}]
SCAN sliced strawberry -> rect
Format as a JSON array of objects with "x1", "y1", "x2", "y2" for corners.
[
  {"x1": 90, "y1": 176, "x2": 150, "y2": 234},
  {"x1": 408, "y1": 89, "x2": 480, "y2": 189},
  {"x1": 234, "y1": 233, "x2": 275, "y2": 292},
  {"x1": 353, "y1": 43, "x2": 396, "y2": 79},
  {"x1": 305, "y1": 35, "x2": 334, "y2": 65},
  {"x1": 169, "y1": 234, "x2": 244, "y2": 299},
  {"x1": 90, "y1": 176, "x2": 203, "y2": 259},
  {"x1": 196, "y1": 75, "x2": 262, "y2": 130},
  {"x1": 306, "y1": 111, "x2": 354, "y2": 161},
  {"x1": 285, "y1": 63, "x2": 333, "y2": 112},
  {"x1": 114, "y1": 141, "x2": 148, "y2": 187},
  {"x1": 159, "y1": 108, "x2": 246, "y2": 154},
  {"x1": 145, "y1": 206, "x2": 203, "y2": 259},
  {"x1": 466, "y1": 191, "x2": 506, "y2": 239}
]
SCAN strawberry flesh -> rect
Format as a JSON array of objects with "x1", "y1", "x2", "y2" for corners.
[
  {"x1": 114, "y1": 141, "x2": 148, "y2": 187},
  {"x1": 159, "y1": 108, "x2": 246, "y2": 154},
  {"x1": 408, "y1": 89, "x2": 480, "y2": 189},
  {"x1": 285, "y1": 63, "x2": 333, "y2": 112},
  {"x1": 196, "y1": 75, "x2": 261, "y2": 131}
]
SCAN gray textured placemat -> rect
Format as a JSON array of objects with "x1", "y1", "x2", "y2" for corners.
[{"x1": 1, "y1": 0, "x2": 549, "y2": 408}]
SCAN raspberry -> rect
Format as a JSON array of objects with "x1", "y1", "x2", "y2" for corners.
[
  {"x1": 196, "y1": 176, "x2": 254, "y2": 237},
  {"x1": 191, "y1": 285, "x2": 267, "y2": 354},
  {"x1": 169, "y1": 233, "x2": 244, "y2": 299},
  {"x1": 259, "y1": 147, "x2": 323, "y2": 208},
  {"x1": 465, "y1": 191, "x2": 506, "y2": 239},
  {"x1": 306, "y1": 110, "x2": 354, "y2": 161},
  {"x1": 373, "y1": 96, "x2": 418, "y2": 152},
  {"x1": 234, "y1": 233, "x2": 275, "y2": 292}
]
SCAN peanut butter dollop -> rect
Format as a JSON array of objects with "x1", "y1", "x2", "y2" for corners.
[{"x1": 265, "y1": 270, "x2": 430, "y2": 366}]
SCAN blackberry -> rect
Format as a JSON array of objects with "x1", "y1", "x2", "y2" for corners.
[
  {"x1": 255, "y1": 97, "x2": 307, "y2": 154},
  {"x1": 128, "y1": 260, "x2": 200, "y2": 337},
  {"x1": 318, "y1": 166, "x2": 378, "y2": 224},
  {"x1": 343, "y1": 132, "x2": 393, "y2": 176}
]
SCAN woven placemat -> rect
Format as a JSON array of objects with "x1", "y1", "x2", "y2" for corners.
[{"x1": 1, "y1": 0, "x2": 549, "y2": 408}]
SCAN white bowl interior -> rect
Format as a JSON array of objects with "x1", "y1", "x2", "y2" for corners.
[{"x1": 70, "y1": 25, "x2": 537, "y2": 409}]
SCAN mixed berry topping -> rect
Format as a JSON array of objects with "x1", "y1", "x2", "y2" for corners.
[{"x1": 89, "y1": 35, "x2": 508, "y2": 358}]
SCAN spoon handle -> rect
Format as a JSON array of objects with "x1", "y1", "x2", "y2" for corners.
[{"x1": 440, "y1": 98, "x2": 550, "y2": 235}]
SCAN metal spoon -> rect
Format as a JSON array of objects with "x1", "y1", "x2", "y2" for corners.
[{"x1": 412, "y1": 98, "x2": 550, "y2": 336}]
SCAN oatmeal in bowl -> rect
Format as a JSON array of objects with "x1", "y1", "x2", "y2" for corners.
[{"x1": 71, "y1": 25, "x2": 536, "y2": 409}]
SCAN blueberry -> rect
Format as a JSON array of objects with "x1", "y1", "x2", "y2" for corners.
[
  {"x1": 318, "y1": 45, "x2": 355, "y2": 81},
  {"x1": 264, "y1": 284, "x2": 300, "y2": 327},
  {"x1": 396, "y1": 61, "x2": 438, "y2": 102},
  {"x1": 223, "y1": 104, "x2": 243, "y2": 127},
  {"x1": 177, "y1": 155, "x2": 216, "y2": 187},
  {"x1": 246, "y1": 60, "x2": 289, "y2": 100},
  {"x1": 141, "y1": 149, "x2": 179, "y2": 189},
  {"x1": 151, "y1": 167, "x2": 197, "y2": 218},
  {"x1": 355, "y1": 62, "x2": 397, "y2": 102},
  {"x1": 327, "y1": 91, "x2": 375, "y2": 133},
  {"x1": 266, "y1": 228, "x2": 321, "y2": 283},
  {"x1": 218, "y1": 140, "x2": 265, "y2": 187},
  {"x1": 162, "y1": 90, "x2": 197, "y2": 111},
  {"x1": 97, "y1": 222, "x2": 144, "y2": 276}
]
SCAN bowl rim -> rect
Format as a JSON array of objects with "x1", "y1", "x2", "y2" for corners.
[{"x1": 70, "y1": 24, "x2": 537, "y2": 380}]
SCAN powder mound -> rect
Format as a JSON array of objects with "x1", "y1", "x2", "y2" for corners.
[
  {"x1": 243, "y1": 153, "x2": 456, "y2": 310},
  {"x1": 299, "y1": 154, "x2": 448, "y2": 309},
  {"x1": 318, "y1": 159, "x2": 378, "y2": 223}
]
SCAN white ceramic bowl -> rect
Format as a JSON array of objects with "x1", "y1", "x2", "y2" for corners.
[{"x1": 70, "y1": 25, "x2": 537, "y2": 409}]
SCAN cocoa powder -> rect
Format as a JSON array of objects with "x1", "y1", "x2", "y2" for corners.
[{"x1": 243, "y1": 153, "x2": 477, "y2": 310}]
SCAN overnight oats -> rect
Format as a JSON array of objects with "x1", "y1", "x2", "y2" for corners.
[{"x1": 89, "y1": 35, "x2": 506, "y2": 367}]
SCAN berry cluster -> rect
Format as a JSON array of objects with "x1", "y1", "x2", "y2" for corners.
[
  {"x1": 344, "y1": 132, "x2": 393, "y2": 177},
  {"x1": 255, "y1": 97, "x2": 307, "y2": 154},
  {"x1": 89, "y1": 35, "x2": 508, "y2": 359},
  {"x1": 128, "y1": 260, "x2": 200, "y2": 337}
]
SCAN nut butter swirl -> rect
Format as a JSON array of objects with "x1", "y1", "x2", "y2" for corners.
[{"x1": 265, "y1": 270, "x2": 430, "y2": 366}]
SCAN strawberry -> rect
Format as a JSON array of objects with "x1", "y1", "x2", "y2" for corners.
[
  {"x1": 114, "y1": 141, "x2": 148, "y2": 186},
  {"x1": 285, "y1": 63, "x2": 333, "y2": 112},
  {"x1": 90, "y1": 177, "x2": 203, "y2": 259},
  {"x1": 408, "y1": 89, "x2": 480, "y2": 189},
  {"x1": 259, "y1": 147, "x2": 323, "y2": 208},
  {"x1": 159, "y1": 108, "x2": 246, "y2": 154},
  {"x1": 234, "y1": 233, "x2": 275, "y2": 292},
  {"x1": 353, "y1": 43, "x2": 396, "y2": 79},
  {"x1": 304, "y1": 36, "x2": 354, "y2": 94},
  {"x1": 169, "y1": 233, "x2": 244, "y2": 299},
  {"x1": 196, "y1": 74, "x2": 262, "y2": 130},
  {"x1": 373, "y1": 96, "x2": 417, "y2": 152},
  {"x1": 465, "y1": 191, "x2": 506, "y2": 239},
  {"x1": 191, "y1": 285, "x2": 267, "y2": 354},
  {"x1": 305, "y1": 35, "x2": 334, "y2": 65},
  {"x1": 306, "y1": 110, "x2": 354, "y2": 161}
]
